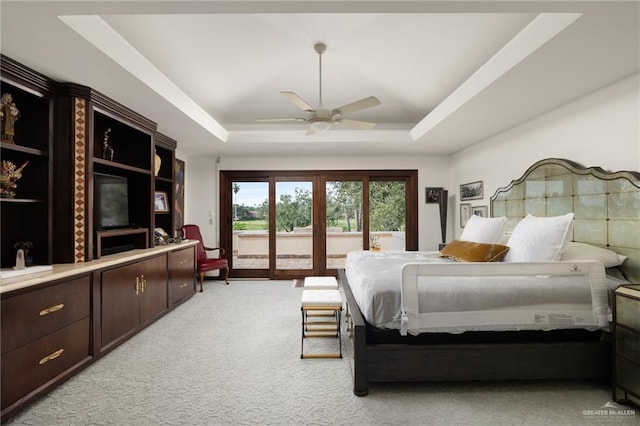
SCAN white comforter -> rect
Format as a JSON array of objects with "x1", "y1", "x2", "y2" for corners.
[{"x1": 345, "y1": 250, "x2": 608, "y2": 334}]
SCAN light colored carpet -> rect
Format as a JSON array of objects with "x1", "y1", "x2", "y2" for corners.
[{"x1": 7, "y1": 280, "x2": 636, "y2": 425}]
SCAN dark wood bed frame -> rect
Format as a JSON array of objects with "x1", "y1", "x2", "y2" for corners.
[{"x1": 338, "y1": 158, "x2": 640, "y2": 396}]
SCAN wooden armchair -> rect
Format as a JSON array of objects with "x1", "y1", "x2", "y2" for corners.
[{"x1": 181, "y1": 224, "x2": 229, "y2": 292}]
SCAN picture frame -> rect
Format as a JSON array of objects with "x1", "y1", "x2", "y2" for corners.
[
  {"x1": 460, "y1": 180, "x2": 484, "y2": 201},
  {"x1": 460, "y1": 203, "x2": 472, "y2": 227},
  {"x1": 472, "y1": 205, "x2": 488, "y2": 218},
  {"x1": 154, "y1": 191, "x2": 169, "y2": 212},
  {"x1": 425, "y1": 187, "x2": 443, "y2": 204},
  {"x1": 174, "y1": 158, "x2": 185, "y2": 230}
]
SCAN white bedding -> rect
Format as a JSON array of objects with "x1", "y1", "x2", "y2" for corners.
[{"x1": 344, "y1": 250, "x2": 609, "y2": 335}]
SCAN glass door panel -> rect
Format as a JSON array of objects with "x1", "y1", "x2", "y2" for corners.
[
  {"x1": 275, "y1": 181, "x2": 313, "y2": 270},
  {"x1": 232, "y1": 182, "x2": 269, "y2": 270},
  {"x1": 369, "y1": 181, "x2": 407, "y2": 251},
  {"x1": 325, "y1": 180, "x2": 363, "y2": 269}
]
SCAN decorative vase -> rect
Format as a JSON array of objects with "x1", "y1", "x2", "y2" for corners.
[{"x1": 154, "y1": 150, "x2": 161, "y2": 176}]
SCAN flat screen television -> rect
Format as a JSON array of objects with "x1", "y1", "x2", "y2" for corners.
[{"x1": 94, "y1": 172, "x2": 130, "y2": 229}]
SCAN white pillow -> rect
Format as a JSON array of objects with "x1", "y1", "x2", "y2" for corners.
[
  {"x1": 460, "y1": 215, "x2": 507, "y2": 244},
  {"x1": 561, "y1": 242, "x2": 627, "y2": 267},
  {"x1": 503, "y1": 213, "x2": 574, "y2": 262}
]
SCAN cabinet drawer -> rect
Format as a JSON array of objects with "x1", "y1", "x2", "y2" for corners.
[
  {"x1": 169, "y1": 248, "x2": 194, "y2": 304},
  {"x1": 1, "y1": 275, "x2": 90, "y2": 354},
  {"x1": 170, "y1": 277, "x2": 194, "y2": 304},
  {"x1": 169, "y1": 247, "x2": 194, "y2": 273},
  {"x1": 616, "y1": 295, "x2": 640, "y2": 331},
  {"x1": 617, "y1": 326, "x2": 640, "y2": 364},
  {"x1": 616, "y1": 357, "x2": 640, "y2": 396},
  {"x1": 1, "y1": 318, "x2": 90, "y2": 409}
]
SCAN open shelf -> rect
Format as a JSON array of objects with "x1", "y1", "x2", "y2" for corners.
[
  {"x1": 0, "y1": 142, "x2": 47, "y2": 157},
  {"x1": 95, "y1": 228, "x2": 149, "y2": 258},
  {"x1": 1, "y1": 56, "x2": 54, "y2": 268},
  {"x1": 93, "y1": 158, "x2": 152, "y2": 176}
]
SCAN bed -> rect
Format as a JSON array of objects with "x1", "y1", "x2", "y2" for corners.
[{"x1": 339, "y1": 158, "x2": 640, "y2": 396}]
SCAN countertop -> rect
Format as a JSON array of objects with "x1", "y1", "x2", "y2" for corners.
[{"x1": 0, "y1": 240, "x2": 198, "y2": 295}]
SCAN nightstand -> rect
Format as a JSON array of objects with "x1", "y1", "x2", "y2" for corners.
[{"x1": 613, "y1": 284, "x2": 640, "y2": 408}]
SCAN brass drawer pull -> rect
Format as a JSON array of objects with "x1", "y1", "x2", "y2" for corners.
[
  {"x1": 179, "y1": 283, "x2": 188, "y2": 288},
  {"x1": 39, "y1": 348, "x2": 64, "y2": 365},
  {"x1": 135, "y1": 277, "x2": 140, "y2": 295},
  {"x1": 179, "y1": 259, "x2": 188, "y2": 265},
  {"x1": 39, "y1": 303, "x2": 64, "y2": 316}
]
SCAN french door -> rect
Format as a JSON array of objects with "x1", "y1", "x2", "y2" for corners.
[{"x1": 220, "y1": 170, "x2": 417, "y2": 279}]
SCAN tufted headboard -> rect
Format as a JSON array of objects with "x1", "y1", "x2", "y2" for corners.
[{"x1": 490, "y1": 158, "x2": 640, "y2": 282}]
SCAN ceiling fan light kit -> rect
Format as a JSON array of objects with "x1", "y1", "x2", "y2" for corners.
[
  {"x1": 309, "y1": 119, "x2": 332, "y2": 133},
  {"x1": 258, "y1": 42, "x2": 381, "y2": 134}
]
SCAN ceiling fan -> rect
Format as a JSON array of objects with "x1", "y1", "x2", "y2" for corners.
[{"x1": 257, "y1": 42, "x2": 381, "y2": 135}]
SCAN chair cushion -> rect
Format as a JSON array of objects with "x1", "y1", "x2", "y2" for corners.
[{"x1": 198, "y1": 257, "x2": 228, "y2": 271}]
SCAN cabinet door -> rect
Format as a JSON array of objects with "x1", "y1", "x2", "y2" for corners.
[
  {"x1": 101, "y1": 262, "x2": 141, "y2": 349},
  {"x1": 139, "y1": 255, "x2": 168, "y2": 325},
  {"x1": 169, "y1": 246, "x2": 195, "y2": 306}
]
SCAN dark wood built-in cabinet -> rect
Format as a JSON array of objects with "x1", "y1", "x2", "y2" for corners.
[
  {"x1": 1, "y1": 54, "x2": 178, "y2": 265},
  {"x1": 154, "y1": 132, "x2": 177, "y2": 236},
  {"x1": 100, "y1": 255, "x2": 169, "y2": 351},
  {"x1": 89, "y1": 95, "x2": 157, "y2": 260},
  {"x1": 1, "y1": 244, "x2": 196, "y2": 422},
  {"x1": 0, "y1": 56, "x2": 55, "y2": 268},
  {"x1": 0, "y1": 55, "x2": 197, "y2": 423},
  {"x1": 1, "y1": 275, "x2": 92, "y2": 415}
]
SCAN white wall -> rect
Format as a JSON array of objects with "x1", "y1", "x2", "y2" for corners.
[
  {"x1": 179, "y1": 151, "x2": 220, "y2": 246},
  {"x1": 450, "y1": 73, "x2": 640, "y2": 238}
]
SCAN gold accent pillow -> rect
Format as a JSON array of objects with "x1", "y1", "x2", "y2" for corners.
[{"x1": 439, "y1": 240, "x2": 510, "y2": 262}]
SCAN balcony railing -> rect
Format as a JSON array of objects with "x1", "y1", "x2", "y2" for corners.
[{"x1": 232, "y1": 229, "x2": 405, "y2": 269}]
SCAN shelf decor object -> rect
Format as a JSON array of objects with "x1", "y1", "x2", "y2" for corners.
[
  {"x1": 154, "y1": 149, "x2": 161, "y2": 176},
  {"x1": 101, "y1": 128, "x2": 114, "y2": 161},
  {"x1": 0, "y1": 93, "x2": 20, "y2": 144},
  {"x1": 0, "y1": 160, "x2": 28, "y2": 198},
  {"x1": 154, "y1": 191, "x2": 169, "y2": 212}
]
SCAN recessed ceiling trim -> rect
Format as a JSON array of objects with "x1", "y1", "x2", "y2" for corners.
[
  {"x1": 227, "y1": 129, "x2": 412, "y2": 144},
  {"x1": 410, "y1": 12, "x2": 582, "y2": 142},
  {"x1": 59, "y1": 14, "x2": 229, "y2": 142}
]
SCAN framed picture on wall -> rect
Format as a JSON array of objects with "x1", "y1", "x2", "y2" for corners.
[
  {"x1": 472, "y1": 205, "x2": 488, "y2": 218},
  {"x1": 460, "y1": 203, "x2": 472, "y2": 227},
  {"x1": 460, "y1": 180, "x2": 483, "y2": 201},
  {"x1": 425, "y1": 187, "x2": 443, "y2": 204},
  {"x1": 174, "y1": 158, "x2": 185, "y2": 231}
]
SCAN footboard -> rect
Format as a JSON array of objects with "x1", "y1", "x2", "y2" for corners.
[{"x1": 339, "y1": 268, "x2": 369, "y2": 396}]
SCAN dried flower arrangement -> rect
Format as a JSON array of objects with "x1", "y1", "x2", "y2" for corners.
[{"x1": 0, "y1": 160, "x2": 29, "y2": 198}]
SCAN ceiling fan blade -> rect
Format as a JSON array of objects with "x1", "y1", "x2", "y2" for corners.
[
  {"x1": 256, "y1": 118, "x2": 307, "y2": 123},
  {"x1": 331, "y1": 96, "x2": 381, "y2": 116},
  {"x1": 335, "y1": 118, "x2": 376, "y2": 130},
  {"x1": 281, "y1": 91, "x2": 315, "y2": 112}
]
